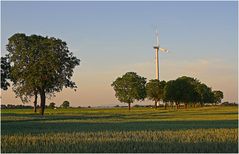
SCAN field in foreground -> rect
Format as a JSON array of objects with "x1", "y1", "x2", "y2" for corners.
[{"x1": 1, "y1": 106, "x2": 238, "y2": 153}]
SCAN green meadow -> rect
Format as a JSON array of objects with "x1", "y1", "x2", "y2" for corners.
[{"x1": 1, "y1": 106, "x2": 238, "y2": 153}]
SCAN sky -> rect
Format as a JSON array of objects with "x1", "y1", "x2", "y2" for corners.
[{"x1": 1, "y1": 1, "x2": 238, "y2": 107}]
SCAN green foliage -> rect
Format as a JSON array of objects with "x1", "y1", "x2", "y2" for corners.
[
  {"x1": 61, "y1": 101, "x2": 70, "y2": 108},
  {"x1": 1, "y1": 56, "x2": 11, "y2": 90},
  {"x1": 175, "y1": 76, "x2": 200, "y2": 104},
  {"x1": 146, "y1": 80, "x2": 166, "y2": 107},
  {"x1": 7, "y1": 34, "x2": 37, "y2": 102},
  {"x1": 6, "y1": 33, "x2": 80, "y2": 115},
  {"x1": 196, "y1": 83, "x2": 214, "y2": 105},
  {"x1": 213, "y1": 90, "x2": 224, "y2": 104},
  {"x1": 1, "y1": 107, "x2": 238, "y2": 153},
  {"x1": 163, "y1": 80, "x2": 175, "y2": 102},
  {"x1": 163, "y1": 76, "x2": 222, "y2": 107},
  {"x1": 48, "y1": 102, "x2": 56, "y2": 109},
  {"x1": 111, "y1": 72, "x2": 146, "y2": 109}
]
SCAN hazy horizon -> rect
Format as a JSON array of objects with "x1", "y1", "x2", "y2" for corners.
[{"x1": 1, "y1": 1, "x2": 238, "y2": 107}]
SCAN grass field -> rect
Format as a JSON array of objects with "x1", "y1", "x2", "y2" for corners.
[{"x1": 1, "y1": 106, "x2": 238, "y2": 153}]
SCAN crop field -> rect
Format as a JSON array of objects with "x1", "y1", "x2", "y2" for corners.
[{"x1": 1, "y1": 106, "x2": 238, "y2": 153}]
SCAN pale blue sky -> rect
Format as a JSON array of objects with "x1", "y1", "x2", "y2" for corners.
[{"x1": 1, "y1": 1, "x2": 238, "y2": 106}]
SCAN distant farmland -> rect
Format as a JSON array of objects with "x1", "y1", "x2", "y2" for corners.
[{"x1": 1, "y1": 106, "x2": 238, "y2": 153}]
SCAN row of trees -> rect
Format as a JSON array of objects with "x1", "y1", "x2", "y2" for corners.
[
  {"x1": 1, "y1": 104, "x2": 32, "y2": 109},
  {"x1": 1, "y1": 33, "x2": 80, "y2": 115},
  {"x1": 111, "y1": 72, "x2": 223, "y2": 110},
  {"x1": 1, "y1": 101, "x2": 70, "y2": 109}
]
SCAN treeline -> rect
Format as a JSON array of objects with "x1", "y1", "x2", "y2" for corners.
[
  {"x1": 1, "y1": 104, "x2": 33, "y2": 109},
  {"x1": 112, "y1": 72, "x2": 224, "y2": 110},
  {"x1": 2, "y1": 102, "x2": 236, "y2": 110},
  {"x1": 1, "y1": 100, "x2": 71, "y2": 109}
]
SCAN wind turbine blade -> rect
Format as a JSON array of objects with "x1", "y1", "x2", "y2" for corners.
[
  {"x1": 153, "y1": 29, "x2": 159, "y2": 47},
  {"x1": 159, "y1": 48, "x2": 168, "y2": 52}
]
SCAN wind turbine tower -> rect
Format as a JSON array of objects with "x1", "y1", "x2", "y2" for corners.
[{"x1": 153, "y1": 31, "x2": 168, "y2": 80}]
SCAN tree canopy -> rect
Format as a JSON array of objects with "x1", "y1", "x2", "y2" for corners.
[
  {"x1": 61, "y1": 101, "x2": 70, "y2": 108},
  {"x1": 112, "y1": 73, "x2": 223, "y2": 109},
  {"x1": 163, "y1": 76, "x2": 219, "y2": 108},
  {"x1": 213, "y1": 90, "x2": 224, "y2": 104},
  {"x1": 48, "y1": 102, "x2": 56, "y2": 109},
  {"x1": 196, "y1": 83, "x2": 214, "y2": 106},
  {"x1": 6, "y1": 33, "x2": 80, "y2": 115},
  {"x1": 111, "y1": 72, "x2": 146, "y2": 110},
  {"x1": 1, "y1": 56, "x2": 11, "y2": 90},
  {"x1": 146, "y1": 79, "x2": 166, "y2": 108}
]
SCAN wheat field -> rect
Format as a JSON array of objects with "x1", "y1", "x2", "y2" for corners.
[{"x1": 1, "y1": 106, "x2": 238, "y2": 153}]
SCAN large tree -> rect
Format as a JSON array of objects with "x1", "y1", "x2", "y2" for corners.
[
  {"x1": 1, "y1": 56, "x2": 11, "y2": 90},
  {"x1": 213, "y1": 90, "x2": 224, "y2": 105},
  {"x1": 176, "y1": 76, "x2": 200, "y2": 108},
  {"x1": 111, "y1": 72, "x2": 146, "y2": 110},
  {"x1": 164, "y1": 76, "x2": 200, "y2": 109},
  {"x1": 164, "y1": 80, "x2": 179, "y2": 108},
  {"x1": 146, "y1": 79, "x2": 166, "y2": 109},
  {"x1": 196, "y1": 83, "x2": 214, "y2": 107},
  {"x1": 7, "y1": 33, "x2": 80, "y2": 115}
]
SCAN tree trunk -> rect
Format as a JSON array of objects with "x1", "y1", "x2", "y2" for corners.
[
  {"x1": 128, "y1": 103, "x2": 131, "y2": 110},
  {"x1": 193, "y1": 103, "x2": 196, "y2": 108},
  {"x1": 164, "y1": 102, "x2": 167, "y2": 110},
  {"x1": 40, "y1": 90, "x2": 46, "y2": 115},
  {"x1": 155, "y1": 101, "x2": 157, "y2": 109},
  {"x1": 185, "y1": 103, "x2": 188, "y2": 109},
  {"x1": 33, "y1": 92, "x2": 37, "y2": 113}
]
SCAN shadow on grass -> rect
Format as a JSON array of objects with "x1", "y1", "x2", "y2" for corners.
[
  {"x1": 1, "y1": 109, "x2": 238, "y2": 123},
  {"x1": 2, "y1": 119, "x2": 238, "y2": 135},
  {"x1": 1, "y1": 110, "x2": 178, "y2": 123},
  {"x1": 1, "y1": 113, "x2": 127, "y2": 123}
]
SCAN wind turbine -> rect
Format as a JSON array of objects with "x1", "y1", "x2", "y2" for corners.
[{"x1": 153, "y1": 30, "x2": 168, "y2": 80}]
